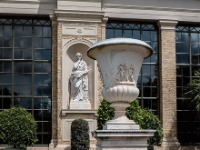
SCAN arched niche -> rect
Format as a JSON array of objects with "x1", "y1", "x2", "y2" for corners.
[{"x1": 62, "y1": 42, "x2": 98, "y2": 110}]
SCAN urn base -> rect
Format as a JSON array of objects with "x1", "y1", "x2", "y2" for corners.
[{"x1": 103, "y1": 116, "x2": 139, "y2": 130}]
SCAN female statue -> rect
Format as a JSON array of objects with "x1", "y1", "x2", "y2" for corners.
[{"x1": 70, "y1": 53, "x2": 91, "y2": 101}]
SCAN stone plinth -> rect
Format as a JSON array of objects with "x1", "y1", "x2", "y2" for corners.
[
  {"x1": 92, "y1": 129, "x2": 155, "y2": 150},
  {"x1": 69, "y1": 101, "x2": 91, "y2": 109}
]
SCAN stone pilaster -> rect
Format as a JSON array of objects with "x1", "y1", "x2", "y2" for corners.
[
  {"x1": 157, "y1": 20, "x2": 180, "y2": 150},
  {"x1": 49, "y1": 14, "x2": 58, "y2": 148}
]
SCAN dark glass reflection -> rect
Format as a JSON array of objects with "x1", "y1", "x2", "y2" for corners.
[
  {"x1": 34, "y1": 26, "x2": 42, "y2": 37},
  {"x1": 142, "y1": 31, "x2": 150, "y2": 41},
  {"x1": 24, "y1": 49, "x2": 32, "y2": 59},
  {"x1": 43, "y1": 27, "x2": 51, "y2": 37},
  {"x1": 4, "y1": 48, "x2": 12, "y2": 59},
  {"x1": 2, "y1": 98, "x2": 11, "y2": 109},
  {"x1": 24, "y1": 37, "x2": 32, "y2": 48},
  {"x1": 43, "y1": 50, "x2": 51, "y2": 60},
  {"x1": 14, "y1": 49, "x2": 23, "y2": 59},
  {"x1": 4, "y1": 37, "x2": 12, "y2": 47},
  {"x1": 124, "y1": 30, "x2": 132, "y2": 38},
  {"x1": 15, "y1": 97, "x2": 32, "y2": 109},
  {"x1": 142, "y1": 65, "x2": 150, "y2": 75},
  {"x1": 24, "y1": 26, "x2": 32, "y2": 36},
  {"x1": 115, "y1": 29, "x2": 122, "y2": 37},
  {"x1": 4, "y1": 74, "x2": 12, "y2": 84},
  {"x1": 176, "y1": 32, "x2": 181, "y2": 42},
  {"x1": 0, "y1": 38, "x2": 3, "y2": 47},
  {"x1": 4, "y1": 26, "x2": 12, "y2": 36},
  {"x1": 14, "y1": 26, "x2": 23, "y2": 36},
  {"x1": 34, "y1": 38, "x2": 42, "y2": 48},
  {"x1": 133, "y1": 30, "x2": 140, "y2": 39},
  {"x1": 191, "y1": 33, "x2": 198, "y2": 43},
  {"x1": 182, "y1": 33, "x2": 189, "y2": 42},
  {"x1": 43, "y1": 38, "x2": 51, "y2": 49}
]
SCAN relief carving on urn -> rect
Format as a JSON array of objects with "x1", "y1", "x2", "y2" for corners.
[{"x1": 116, "y1": 63, "x2": 135, "y2": 84}]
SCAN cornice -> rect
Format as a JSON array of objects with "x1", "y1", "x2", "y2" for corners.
[
  {"x1": 103, "y1": 4, "x2": 200, "y2": 13},
  {"x1": 54, "y1": 9, "x2": 104, "y2": 23},
  {"x1": 54, "y1": 9, "x2": 104, "y2": 16}
]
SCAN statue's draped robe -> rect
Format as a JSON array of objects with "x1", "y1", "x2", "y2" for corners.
[{"x1": 70, "y1": 60, "x2": 89, "y2": 101}]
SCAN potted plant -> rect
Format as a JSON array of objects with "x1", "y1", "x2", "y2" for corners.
[{"x1": 0, "y1": 107, "x2": 38, "y2": 149}]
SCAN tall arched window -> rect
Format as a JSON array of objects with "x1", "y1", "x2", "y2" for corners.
[
  {"x1": 0, "y1": 17, "x2": 52, "y2": 144},
  {"x1": 176, "y1": 25, "x2": 200, "y2": 145}
]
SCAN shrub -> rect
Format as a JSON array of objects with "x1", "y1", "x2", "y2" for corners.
[
  {"x1": 96, "y1": 99, "x2": 115, "y2": 129},
  {"x1": 184, "y1": 71, "x2": 200, "y2": 113},
  {"x1": 97, "y1": 99, "x2": 163, "y2": 146},
  {"x1": 71, "y1": 119, "x2": 90, "y2": 150},
  {"x1": 126, "y1": 100, "x2": 163, "y2": 146},
  {"x1": 0, "y1": 107, "x2": 38, "y2": 148}
]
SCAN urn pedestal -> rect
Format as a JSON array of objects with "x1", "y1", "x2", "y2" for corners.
[{"x1": 87, "y1": 38, "x2": 156, "y2": 150}]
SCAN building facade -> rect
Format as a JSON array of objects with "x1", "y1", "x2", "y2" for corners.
[{"x1": 0, "y1": 0, "x2": 200, "y2": 149}]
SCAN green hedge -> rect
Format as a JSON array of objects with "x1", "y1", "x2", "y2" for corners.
[
  {"x1": 0, "y1": 107, "x2": 38, "y2": 148},
  {"x1": 97, "y1": 99, "x2": 163, "y2": 146},
  {"x1": 71, "y1": 119, "x2": 90, "y2": 150}
]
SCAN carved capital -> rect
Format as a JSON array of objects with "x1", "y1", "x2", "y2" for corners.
[{"x1": 157, "y1": 20, "x2": 178, "y2": 30}]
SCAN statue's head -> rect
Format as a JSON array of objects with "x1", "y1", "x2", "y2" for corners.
[{"x1": 76, "y1": 53, "x2": 82, "y2": 60}]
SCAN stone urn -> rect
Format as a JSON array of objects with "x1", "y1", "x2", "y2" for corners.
[{"x1": 87, "y1": 38, "x2": 153, "y2": 129}]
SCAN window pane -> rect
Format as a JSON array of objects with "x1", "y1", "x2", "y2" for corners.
[
  {"x1": 176, "y1": 32, "x2": 181, "y2": 42},
  {"x1": 2, "y1": 98, "x2": 11, "y2": 109},
  {"x1": 2, "y1": 86, "x2": 12, "y2": 95},
  {"x1": 24, "y1": 37, "x2": 32, "y2": 48},
  {"x1": 124, "y1": 30, "x2": 132, "y2": 38},
  {"x1": 4, "y1": 25, "x2": 12, "y2": 36},
  {"x1": 0, "y1": 25, "x2": 3, "y2": 36},
  {"x1": 34, "y1": 26, "x2": 42, "y2": 37},
  {"x1": 43, "y1": 50, "x2": 51, "y2": 60},
  {"x1": 142, "y1": 31, "x2": 150, "y2": 41},
  {"x1": 34, "y1": 38, "x2": 42, "y2": 48},
  {"x1": 133, "y1": 30, "x2": 140, "y2": 39},
  {"x1": 24, "y1": 26, "x2": 32, "y2": 36},
  {"x1": 106, "y1": 29, "x2": 114, "y2": 39},
  {"x1": 14, "y1": 74, "x2": 23, "y2": 85},
  {"x1": 4, "y1": 48, "x2": 12, "y2": 59},
  {"x1": 14, "y1": 37, "x2": 23, "y2": 48},
  {"x1": 151, "y1": 31, "x2": 157, "y2": 41},
  {"x1": 14, "y1": 48, "x2": 23, "y2": 59},
  {"x1": 4, "y1": 37, "x2": 12, "y2": 47},
  {"x1": 3, "y1": 62, "x2": 12, "y2": 73},
  {"x1": 4, "y1": 74, "x2": 12, "y2": 84},
  {"x1": 15, "y1": 97, "x2": 32, "y2": 109},
  {"x1": 182, "y1": 32, "x2": 189, "y2": 43},
  {"x1": 142, "y1": 65, "x2": 150, "y2": 75},
  {"x1": 191, "y1": 33, "x2": 198, "y2": 43},
  {"x1": 0, "y1": 37, "x2": 3, "y2": 47},
  {"x1": 34, "y1": 62, "x2": 43, "y2": 73},
  {"x1": 115, "y1": 29, "x2": 122, "y2": 37},
  {"x1": 43, "y1": 38, "x2": 51, "y2": 49},
  {"x1": 43, "y1": 27, "x2": 51, "y2": 37},
  {"x1": 24, "y1": 62, "x2": 32, "y2": 73},
  {"x1": 14, "y1": 26, "x2": 23, "y2": 36},
  {"x1": 24, "y1": 49, "x2": 32, "y2": 59},
  {"x1": 34, "y1": 49, "x2": 43, "y2": 60}
]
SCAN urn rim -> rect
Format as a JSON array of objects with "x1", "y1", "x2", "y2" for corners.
[{"x1": 87, "y1": 38, "x2": 153, "y2": 60}]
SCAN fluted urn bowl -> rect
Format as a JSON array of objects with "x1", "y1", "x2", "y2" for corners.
[{"x1": 88, "y1": 38, "x2": 153, "y2": 120}]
